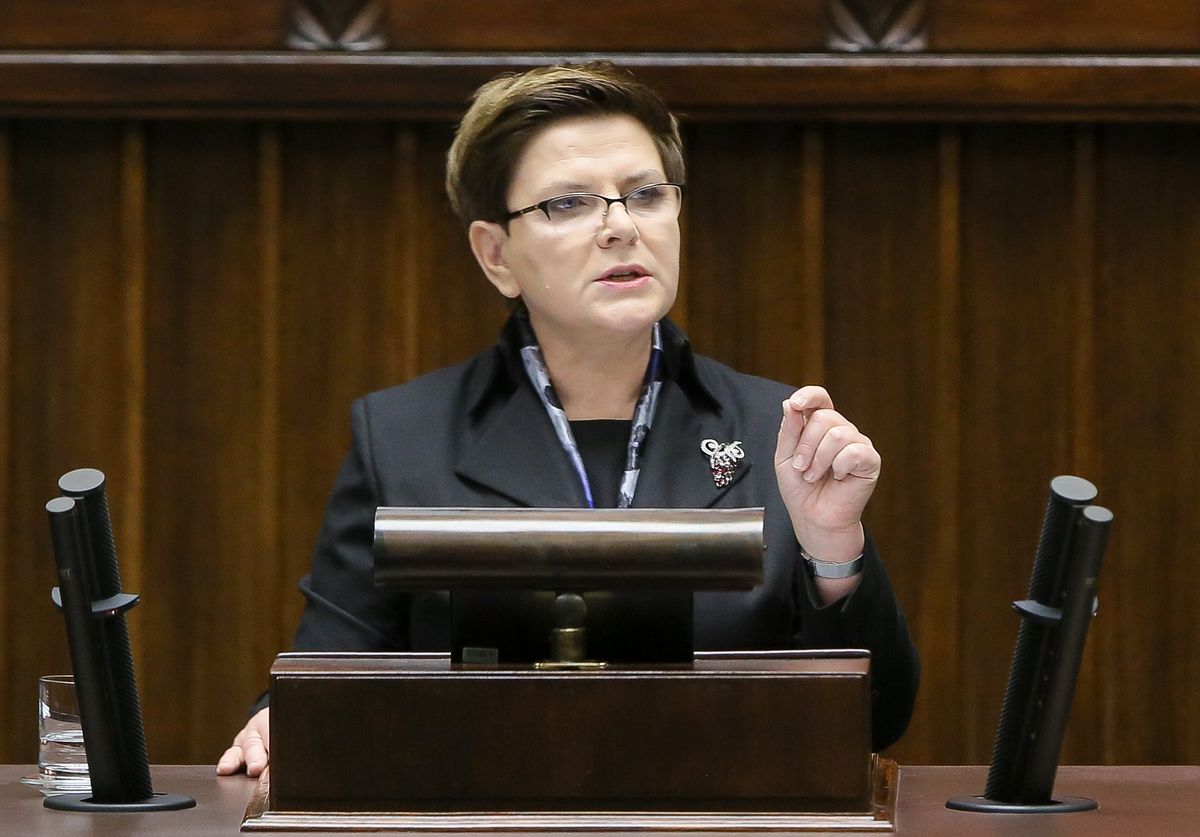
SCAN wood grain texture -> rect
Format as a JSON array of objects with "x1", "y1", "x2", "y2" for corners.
[
  {"x1": 901, "y1": 126, "x2": 963, "y2": 766},
  {"x1": 820, "y1": 124, "x2": 948, "y2": 763},
  {"x1": 0, "y1": 123, "x2": 10, "y2": 764},
  {"x1": 1095, "y1": 125, "x2": 1200, "y2": 764},
  {"x1": 139, "y1": 122, "x2": 271, "y2": 762},
  {"x1": 386, "y1": 1, "x2": 825, "y2": 52},
  {"x1": 799, "y1": 126, "x2": 827, "y2": 384},
  {"x1": 118, "y1": 123, "x2": 147, "y2": 677},
  {"x1": 406, "y1": 124, "x2": 507, "y2": 372},
  {"x1": 683, "y1": 124, "x2": 812, "y2": 385},
  {"x1": 0, "y1": 1, "x2": 284, "y2": 49},
  {"x1": 4, "y1": 122, "x2": 129, "y2": 761},
  {"x1": 955, "y1": 125, "x2": 1082, "y2": 762},
  {"x1": 1064, "y1": 125, "x2": 1105, "y2": 765},
  {"x1": 1, "y1": 118, "x2": 1199, "y2": 769},
  {"x1": 390, "y1": 126, "x2": 422, "y2": 385},
  {"x1": 275, "y1": 121, "x2": 404, "y2": 646},
  {"x1": 9, "y1": 54, "x2": 1200, "y2": 121},
  {"x1": 0, "y1": 0, "x2": 1196, "y2": 774},
  {"x1": 257, "y1": 125, "x2": 285, "y2": 662},
  {"x1": 933, "y1": 0, "x2": 1200, "y2": 52},
  {"x1": 4, "y1": 1, "x2": 1200, "y2": 53}
]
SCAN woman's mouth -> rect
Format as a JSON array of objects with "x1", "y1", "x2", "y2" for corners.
[{"x1": 596, "y1": 265, "x2": 651, "y2": 286}]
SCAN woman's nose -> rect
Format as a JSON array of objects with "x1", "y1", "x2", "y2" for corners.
[{"x1": 597, "y1": 202, "x2": 639, "y2": 245}]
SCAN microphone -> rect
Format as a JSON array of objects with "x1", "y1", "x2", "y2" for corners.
[{"x1": 45, "y1": 468, "x2": 193, "y2": 813}]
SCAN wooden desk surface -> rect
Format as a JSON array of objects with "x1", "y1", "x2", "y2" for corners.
[{"x1": 2, "y1": 764, "x2": 1198, "y2": 836}]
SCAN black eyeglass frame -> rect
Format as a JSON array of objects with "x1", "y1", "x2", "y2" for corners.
[{"x1": 502, "y1": 182, "x2": 686, "y2": 224}]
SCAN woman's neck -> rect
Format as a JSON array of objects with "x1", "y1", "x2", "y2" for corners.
[{"x1": 533, "y1": 324, "x2": 652, "y2": 421}]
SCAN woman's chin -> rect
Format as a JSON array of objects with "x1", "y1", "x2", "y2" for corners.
[
  {"x1": 591, "y1": 301, "x2": 671, "y2": 335},
  {"x1": 594, "y1": 286, "x2": 674, "y2": 325}
]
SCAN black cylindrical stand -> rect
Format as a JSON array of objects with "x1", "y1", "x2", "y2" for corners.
[
  {"x1": 45, "y1": 469, "x2": 194, "y2": 813},
  {"x1": 948, "y1": 475, "x2": 1112, "y2": 815},
  {"x1": 985, "y1": 476, "x2": 1097, "y2": 804}
]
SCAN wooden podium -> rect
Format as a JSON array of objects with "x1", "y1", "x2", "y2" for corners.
[
  {"x1": 243, "y1": 508, "x2": 897, "y2": 831},
  {"x1": 241, "y1": 651, "x2": 896, "y2": 832}
]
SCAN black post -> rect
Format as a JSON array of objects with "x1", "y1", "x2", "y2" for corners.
[
  {"x1": 44, "y1": 468, "x2": 194, "y2": 813},
  {"x1": 1017, "y1": 505, "x2": 1112, "y2": 799},
  {"x1": 985, "y1": 476, "x2": 1096, "y2": 803},
  {"x1": 948, "y1": 475, "x2": 1111, "y2": 815}
]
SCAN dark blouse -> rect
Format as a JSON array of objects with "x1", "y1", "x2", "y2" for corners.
[{"x1": 568, "y1": 419, "x2": 632, "y2": 509}]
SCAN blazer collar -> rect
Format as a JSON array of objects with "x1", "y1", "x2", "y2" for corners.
[
  {"x1": 455, "y1": 313, "x2": 744, "y2": 508},
  {"x1": 454, "y1": 371, "x2": 587, "y2": 508},
  {"x1": 628, "y1": 378, "x2": 753, "y2": 509}
]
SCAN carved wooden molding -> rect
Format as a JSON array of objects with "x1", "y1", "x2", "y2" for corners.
[
  {"x1": 826, "y1": 0, "x2": 928, "y2": 52},
  {"x1": 286, "y1": 0, "x2": 388, "y2": 51}
]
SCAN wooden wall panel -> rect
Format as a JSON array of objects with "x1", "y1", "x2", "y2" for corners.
[
  {"x1": 386, "y1": 1, "x2": 826, "y2": 53},
  {"x1": 2, "y1": 122, "x2": 130, "y2": 761},
  {"x1": 935, "y1": 0, "x2": 1200, "y2": 52},
  {"x1": 0, "y1": 123, "x2": 11, "y2": 764},
  {"x1": 0, "y1": 1, "x2": 282, "y2": 49},
  {"x1": 954, "y1": 125, "x2": 1083, "y2": 762},
  {"x1": 139, "y1": 123, "x2": 272, "y2": 763},
  {"x1": 820, "y1": 124, "x2": 956, "y2": 763},
  {"x1": 406, "y1": 124, "x2": 507, "y2": 373},
  {"x1": 683, "y1": 124, "x2": 821, "y2": 385},
  {"x1": 1, "y1": 118, "x2": 1199, "y2": 769},
  {"x1": 275, "y1": 122, "x2": 407, "y2": 643},
  {"x1": 5, "y1": 1, "x2": 1200, "y2": 54},
  {"x1": 1096, "y1": 125, "x2": 1200, "y2": 764}
]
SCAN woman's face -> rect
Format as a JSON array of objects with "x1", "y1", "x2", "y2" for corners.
[{"x1": 469, "y1": 114, "x2": 681, "y2": 349}]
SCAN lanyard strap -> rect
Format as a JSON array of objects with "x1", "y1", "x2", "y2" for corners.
[{"x1": 517, "y1": 318, "x2": 663, "y2": 509}]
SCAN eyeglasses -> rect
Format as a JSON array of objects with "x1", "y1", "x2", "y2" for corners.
[{"x1": 504, "y1": 182, "x2": 685, "y2": 231}]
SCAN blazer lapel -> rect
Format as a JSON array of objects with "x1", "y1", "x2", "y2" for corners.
[
  {"x1": 631, "y1": 381, "x2": 753, "y2": 509},
  {"x1": 454, "y1": 383, "x2": 586, "y2": 508}
]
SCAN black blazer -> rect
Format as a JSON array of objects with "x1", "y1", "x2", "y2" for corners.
[{"x1": 288, "y1": 317, "x2": 920, "y2": 750}]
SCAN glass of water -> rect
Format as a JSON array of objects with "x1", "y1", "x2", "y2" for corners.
[{"x1": 34, "y1": 675, "x2": 90, "y2": 792}]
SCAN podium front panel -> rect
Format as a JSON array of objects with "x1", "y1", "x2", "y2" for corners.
[{"x1": 267, "y1": 652, "x2": 873, "y2": 815}]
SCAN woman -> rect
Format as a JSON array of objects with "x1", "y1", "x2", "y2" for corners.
[{"x1": 219, "y1": 62, "x2": 919, "y2": 776}]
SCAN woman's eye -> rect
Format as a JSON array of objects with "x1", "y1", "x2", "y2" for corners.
[
  {"x1": 628, "y1": 186, "x2": 665, "y2": 208},
  {"x1": 548, "y1": 196, "x2": 589, "y2": 215}
]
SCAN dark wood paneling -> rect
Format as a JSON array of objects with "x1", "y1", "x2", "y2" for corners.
[
  {"x1": 275, "y1": 121, "x2": 404, "y2": 639},
  {"x1": 3, "y1": 122, "x2": 130, "y2": 762},
  {"x1": 955, "y1": 124, "x2": 1082, "y2": 762},
  {"x1": 0, "y1": 123, "x2": 11, "y2": 764},
  {"x1": 0, "y1": 1, "x2": 283, "y2": 49},
  {"x1": 2, "y1": 118, "x2": 1200, "y2": 770},
  {"x1": 406, "y1": 124, "x2": 507, "y2": 373},
  {"x1": 140, "y1": 123, "x2": 273, "y2": 763},
  {"x1": 5, "y1": 1, "x2": 1200, "y2": 53},
  {"x1": 1096, "y1": 125, "x2": 1200, "y2": 764},
  {"x1": 819, "y1": 124, "x2": 957, "y2": 763},
  {"x1": 683, "y1": 124, "x2": 819, "y2": 385},
  {"x1": 8, "y1": 54, "x2": 1200, "y2": 121},
  {"x1": 386, "y1": 1, "x2": 826, "y2": 52},
  {"x1": 936, "y1": 0, "x2": 1200, "y2": 52}
]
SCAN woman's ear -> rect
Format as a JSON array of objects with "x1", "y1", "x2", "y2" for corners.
[{"x1": 468, "y1": 221, "x2": 520, "y2": 299}]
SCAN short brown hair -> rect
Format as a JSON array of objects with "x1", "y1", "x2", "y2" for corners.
[{"x1": 446, "y1": 62, "x2": 685, "y2": 227}]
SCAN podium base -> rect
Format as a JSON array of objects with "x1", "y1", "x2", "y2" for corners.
[
  {"x1": 946, "y1": 795, "x2": 1097, "y2": 814},
  {"x1": 44, "y1": 792, "x2": 196, "y2": 812},
  {"x1": 243, "y1": 760, "x2": 899, "y2": 832}
]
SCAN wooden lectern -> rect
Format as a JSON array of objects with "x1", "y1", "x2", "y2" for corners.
[{"x1": 242, "y1": 509, "x2": 897, "y2": 832}]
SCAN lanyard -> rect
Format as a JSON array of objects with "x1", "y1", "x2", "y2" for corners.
[{"x1": 517, "y1": 317, "x2": 663, "y2": 509}]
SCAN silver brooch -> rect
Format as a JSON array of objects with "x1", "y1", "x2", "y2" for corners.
[{"x1": 700, "y1": 439, "x2": 744, "y2": 488}]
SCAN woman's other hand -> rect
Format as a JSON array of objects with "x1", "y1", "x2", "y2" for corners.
[{"x1": 216, "y1": 707, "x2": 270, "y2": 777}]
